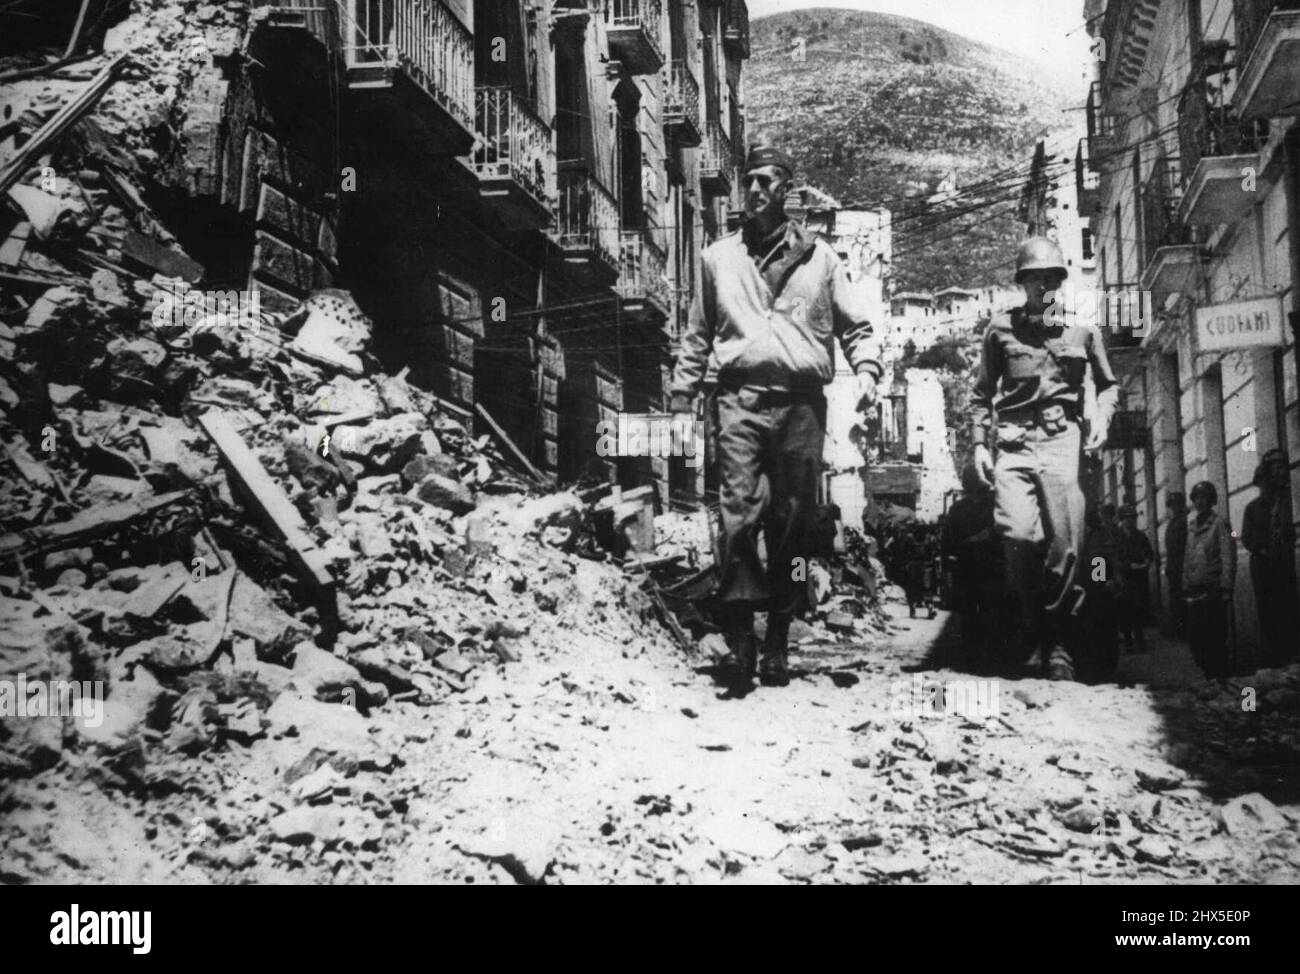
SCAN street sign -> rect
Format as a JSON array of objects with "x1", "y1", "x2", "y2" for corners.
[{"x1": 1194, "y1": 294, "x2": 1286, "y2": 353}]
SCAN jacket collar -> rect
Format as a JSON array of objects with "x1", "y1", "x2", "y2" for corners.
[{"x1": 739, "y1": 219, "x2": 817, "y2": 295}]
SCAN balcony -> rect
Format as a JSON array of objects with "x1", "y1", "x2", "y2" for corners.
[
  {"x1": 1075, "y1": 138, "x2": 1099, "y2": 213},
  {"x1": 1176, "y1": 73, "x2": 1269, "y2": 225},
  {"x1": 1234, "y1": 0, "x2": 1300, "y2": 119},
  {"x1": 259, "y1": 0, "x2": 476, "y2": 154},
  {"x1": 700, "y1": 121, "x2": 733, "y2": 196},
  {"x1": 1138, "y1": 155, "x2": 1202, "y2": 296},
  {"x1": 467, "y1": 86, "x2": 554, "y2": 231},
  {"x1": 724, "y1": 0, "x2": 751, "y2": 59},
  {"x1": 1086, "y1": 81, "x2": 1118, "y2": 169},
  {"x1": 553, "y1": 161, "x2": 620, "y2": 279},
  {"x1": 615, "y1": 231, "x2": 671, "y2": 319},
  {"x1": 664, "y1": 61, "x2": 702, "y2": 147},
  {"x1": 605, "y1": 0, "x2": 665, "y2": 75}
]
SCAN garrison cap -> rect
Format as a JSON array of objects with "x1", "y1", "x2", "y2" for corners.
[{"x1": 744, "y1": 145, "x2": 795, "y2": 177}]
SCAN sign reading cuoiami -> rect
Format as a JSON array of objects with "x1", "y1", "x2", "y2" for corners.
[{"x1": 1194, "y1": 294, "x2": 1285, "y2": 353}]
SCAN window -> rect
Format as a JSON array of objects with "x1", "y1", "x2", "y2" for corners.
[{"x1": 1082, "y1": 227, "x2": 1095, "y2": 260}]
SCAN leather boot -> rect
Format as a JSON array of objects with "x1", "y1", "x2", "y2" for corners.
[
  {"x1": 759, "y1": 613, "x2": 791, "y2": 687},
  {"x1": 717, "y1": 605, "x2": 756, "y2": 681}
]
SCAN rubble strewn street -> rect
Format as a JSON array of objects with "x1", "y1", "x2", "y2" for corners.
[{"x1": 2, "y1": 0, "x2": 1299, "y2": 891}]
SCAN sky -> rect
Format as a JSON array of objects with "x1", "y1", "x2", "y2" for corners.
[{"x1": 747, "y1": 0, "x2": 1094, "y2": 82}]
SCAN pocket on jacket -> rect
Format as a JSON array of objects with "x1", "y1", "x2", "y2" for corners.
[{"x1": 1053, "y1": 345, "x2": 1087, "y2": 387}]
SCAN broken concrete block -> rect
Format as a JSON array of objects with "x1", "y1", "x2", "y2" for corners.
[
  {"x1": 142, "y1": 624, "x2": 220, "y2": 674},
  {"x1": 1132, "y1": 836, "x2": 1175, "y2": 865},
  {"x1": 284, "y1": 438, "x2": 343, "y2": 494},
  {"x1": 228, "y1": 563, "x2": 310, "y2": 654},
  {"x1": 349, "y1": 648, "x2": 416, "y2": 693},
  {"x1": 79, "y1": 668, "x2": 170, "y2": 746},
  {"x1": 1135, "y1": 762, "x2": 1185, "y2": 793},
  {"x1": 290, "y1": 643, "x2": 370, "y2": 703},
  {"x1": 335, "y1": 412, "x2": 427, "y2": 473},
  {"x1": 289, "y1": 290, "x2": 372, "y2": 373},
  {"x1": 264, "y1": 691, "x2": 394, "y2": 771},
  {"x1": 1217, "y1": 793, "x2": 1287, "y2": 837},
  {"x1": 415, "y1": 472, "x2": 475, "y2": 515}
]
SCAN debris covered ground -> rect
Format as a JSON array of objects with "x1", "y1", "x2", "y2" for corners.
[{"x1": 3, "y1": 20, "x2": 1300, "y2": 886}]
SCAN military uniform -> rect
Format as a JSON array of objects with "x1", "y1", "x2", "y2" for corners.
[
  {"x1": 972, "y1": 308, "x2": 1117, "y2": 669},
  {"x1": 941, "y1": 479, "x2": 999, "y2": 667}
]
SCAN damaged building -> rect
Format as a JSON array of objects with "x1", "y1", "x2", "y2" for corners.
[{"x1": 4, "y1": 0, "x2": 752, "y2": 497}]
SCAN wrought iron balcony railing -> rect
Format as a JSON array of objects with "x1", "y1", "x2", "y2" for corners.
[
  {"x1": 700, "y1": 120, "x2": 733, "y2": 192},
  {"x1": 1177, "y1": 71, "x2": 1269, "y2": 177},
  {"x1": 663, "y1": 60, "x2": 702, "y2": 144},
  {"x1": 555, "y1": 162, "x2": 620, "y2": 271},
  {"x1": 1140, "y1": 155, "x2": 1195, "y2": 267},
  {"x1": 275, "y1": 0, "x2": 474, "y2": 126},
  {"x1": 605, "y1": 0, "x2": 666, "y2": 72},
  {"x1": 470, "y1": 86, "x2": 554, "y2": 209},
  {"x1": 1086, "y1": 80, "x2": 1118, "y2": 166},
  {"x1": 615, "y1": 231, "x2": 671, "y2": 315}
]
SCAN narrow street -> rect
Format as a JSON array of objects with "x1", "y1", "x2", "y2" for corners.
[
  {"x1": 9, "y1": 563, "x2": 1298, "y2": 885},
  {"x1": 3, "y1": 0, "x2": 1300, "y2": 902}
]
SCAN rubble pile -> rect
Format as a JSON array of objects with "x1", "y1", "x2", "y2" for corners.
[
  {"x1": 2, "y1": 1, "x2": 249, "y2": 195},
  {"x1": 834, "y1": 666, "x2": 1300, "y2": 883},
  {"x1": 0, "y1": 35, "x2": 713, "y2": 880}
]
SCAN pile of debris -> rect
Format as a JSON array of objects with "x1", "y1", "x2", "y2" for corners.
[
  {"x1": 0, "y1": 19, "x2": 896, "y2": 879},
  {"x1": 0, "y1": 40, "x2": 687, "y2": 795}
]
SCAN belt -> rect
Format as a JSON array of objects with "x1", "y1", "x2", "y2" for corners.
[
  {"x1": 999, "y1": 401, "x2": 1080, "y2": 429},
  {"x1": 715, "y1": 369, "x2": 826, "y2": 399}
]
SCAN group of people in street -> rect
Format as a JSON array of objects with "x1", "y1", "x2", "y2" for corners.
[
  {"x1": 879, "y1": 522, "x2": 941, "y2": 619},
  {"x1": 1154, "y1": 449, "x2": 1299, "y2": 678},
  {"x1": 668, "y1": 143, "x2": 1296, "y2": 692}
]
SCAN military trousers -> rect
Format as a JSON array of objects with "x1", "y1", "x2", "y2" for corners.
[
  {"x1": 714, "y1": 385, "x2": 825, "y2": 619},
  {"x1": 992, "y1": 419, "x2": 1086, "y2": 649}
]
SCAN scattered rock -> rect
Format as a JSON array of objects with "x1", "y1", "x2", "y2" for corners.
[{"x1": 1216, "y1": 793, "x2": 1287, "y2": 837}]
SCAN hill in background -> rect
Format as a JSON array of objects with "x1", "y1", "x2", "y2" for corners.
[{"x1": 745, "y1": 7, "x2": 1077, "y2": 291}]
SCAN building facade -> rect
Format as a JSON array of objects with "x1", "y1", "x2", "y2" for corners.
[
  {"x1": 1082, "y1": 0, "x2": 1300, "y2": 662},
  {"x1": 210, "y1": 0, "x2": 751, "y2": 500}
]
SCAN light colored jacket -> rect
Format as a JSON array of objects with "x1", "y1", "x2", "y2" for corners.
[
  {"x1": 668, "y1": 221, "x2": 881, "y2": 412},
  {"x1": 1181, "y1": 510, "x2": 1236, "y2": 596}
]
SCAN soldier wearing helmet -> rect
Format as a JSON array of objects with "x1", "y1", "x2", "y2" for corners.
[{"x1": 971, "y1": 237, "x2": 1118, "y2": 680}]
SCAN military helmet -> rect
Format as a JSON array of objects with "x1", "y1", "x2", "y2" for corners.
[
  {"x1": 1189, "y1": 480, "x2": 1218, "y2": 504},
  {"x1": 1014, "y1": 237, "x2": 1068, "y2": 283}
]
